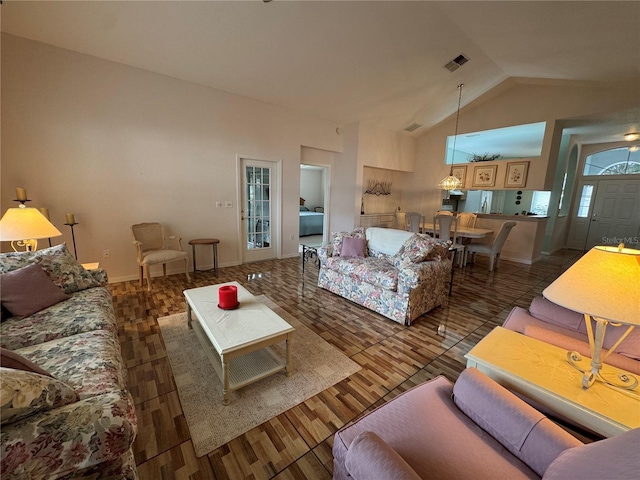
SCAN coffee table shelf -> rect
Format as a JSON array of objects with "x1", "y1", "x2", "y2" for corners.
[{"x1": 192, "y1": 321, "x2": 287, "y2": 390}]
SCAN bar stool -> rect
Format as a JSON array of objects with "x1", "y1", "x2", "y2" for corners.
[{"x1": 188, "y1": 238, "x2": 219, "y2": 276}]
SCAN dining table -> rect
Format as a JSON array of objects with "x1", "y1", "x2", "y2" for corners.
[{"x1": 421, "y1": 222, "x2": 494, "y2": 239}]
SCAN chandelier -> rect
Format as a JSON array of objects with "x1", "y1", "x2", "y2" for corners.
[{"x1": 438, "y1": 84, "x2": 465, "y2": 192}]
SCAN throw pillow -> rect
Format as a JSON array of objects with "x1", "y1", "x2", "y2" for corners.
[
  {"x1": 332, "y1": 227, "x2": 366, "y2": 257},
  {"x1": 0, "y1": 244, "x2": 100, "y2": 294},
  {"x1": 390, "y1": 234, "x2": 434, "y2": 268},
  {"x1": 0, "y1": 264, "x2": 70, "y2": 318},
  {"x1": 0, "y1": 367, "x2": 78, "y2": 426},
  {"x1": 0, "y1": 348, "x2": 53, "y2": 378},
  {"x1": 340, "y1": 236, "x2": 367, "y2": 258}
]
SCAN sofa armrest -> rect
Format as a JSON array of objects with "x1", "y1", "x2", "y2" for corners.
[
  {"x1": 1, "y1": 389, "x2": 137, "y2": 478},
  {"x1": 397, "y1": 259, "x2": 450, "y2": 292},
  {"x1": 317, "y1": 245, "x2": 333, "y2": 264},
  {"x1": 345, "y1": 431, "x2": 421, "y2": 480},
  {"x1": 453, "y1": 368, "x2": 582, "y2": 477},
  {"x1": 88, "y1": 267, "x2": 109, "y2": 286}
]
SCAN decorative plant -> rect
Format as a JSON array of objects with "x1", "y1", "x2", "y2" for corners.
[{"x1": 468, "y1": 153, "x2": 502, "y2": 162}]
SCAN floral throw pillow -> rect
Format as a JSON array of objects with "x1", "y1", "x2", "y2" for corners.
[
  {"x1": 391, "y1": 234, "x2": 434, "y2": 268},
  {"x1": 0, "y1": 244, "x2": 100, "y2": 294},
  {"x1": 331, "y1": 227, "x2": 366, "y2": 257},
  {"x1": 420, "y1": 235, "x2": 451, "y2": 261},
  {"x1": 0, "y1": 367, "x2": 78, "y2": 426}
]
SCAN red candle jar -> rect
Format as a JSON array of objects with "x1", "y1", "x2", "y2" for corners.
[{"x1": 218, "y1": 285, "x2": 239, "y2": 309}]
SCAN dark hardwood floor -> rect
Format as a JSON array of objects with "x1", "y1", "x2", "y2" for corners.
[{"x1": 111, "y1": 249, "x2": 582, "y2": 479}]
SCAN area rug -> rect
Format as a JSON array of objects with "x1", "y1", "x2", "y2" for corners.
[{"x1": 157, "y1": 295, "x2": 361, "y2": 457}]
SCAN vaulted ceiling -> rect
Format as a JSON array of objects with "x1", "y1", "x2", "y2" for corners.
[{"x1": 2, "y1": 1, "x2": 639, "y2": 138}]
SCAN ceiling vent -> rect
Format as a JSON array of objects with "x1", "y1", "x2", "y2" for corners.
[
  {"x1": 444, "y1": 54, "x2": 470, "y2": 73},
  {"x1": 404, "y1": 123, "x2": 422, "y2": 132}
]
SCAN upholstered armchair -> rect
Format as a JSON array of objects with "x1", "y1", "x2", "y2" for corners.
[{"x1": 131, "y1": 222, "x2": 190, "y2": 291}]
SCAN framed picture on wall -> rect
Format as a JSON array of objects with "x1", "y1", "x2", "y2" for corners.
[
  {"x1": 451, "y1": 166, "x2": 467, "y2": 188},
  {"x1": 504, "y1": 161, "x2": 529, "y2": 188},
  {"x1": 472, "y1": 165, "x2": 497, "y2": 187}
]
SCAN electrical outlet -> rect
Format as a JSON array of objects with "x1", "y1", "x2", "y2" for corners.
[
  {"x1": 103, "y1": 249, "x2": 111, "y2": 259},
  {"x1": 216, "y1": 201, "x2": 222, "y2": 208},
  {"x1": 225, "y1": 201, "x2": 233, "y2": 208}
]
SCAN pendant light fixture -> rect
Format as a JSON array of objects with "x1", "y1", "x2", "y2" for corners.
[{"x1": 438, "y1": 84, "x2": 465, "y2": 192}]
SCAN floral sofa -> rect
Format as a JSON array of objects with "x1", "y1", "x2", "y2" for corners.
[
  {"x1": 318, "y1": 227, "x2": 451, "y2": 325},
  {"x1": 0, "y1": 244, "x2": 137, "y2": 479}
]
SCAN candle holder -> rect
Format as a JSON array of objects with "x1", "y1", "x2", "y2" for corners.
[
  {"x1": 13, "y1": 198, "x2": 31, "y2": 206},
  {"x1": 64, "y1": 222, "x2": 79, "y2": 260}
]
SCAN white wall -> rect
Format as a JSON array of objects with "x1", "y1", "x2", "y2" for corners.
[
  {"x1": 299, "y1": 169, "x2": 323, "y2": 211},
  {"x1": 1, "y1": 34, "x2": 342, "y2": 281}
]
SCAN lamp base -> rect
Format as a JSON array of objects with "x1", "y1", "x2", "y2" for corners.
[
  {"x1": 10, "y1": 239, "x2": 38, "y2": 252},
  {"x1": 567, "y1": 351, "x2": 638, "y2": 390}
]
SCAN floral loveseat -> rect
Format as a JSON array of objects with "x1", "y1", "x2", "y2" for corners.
[
  {"x1": 318, "y1": 227, "x2": 451, "y2": 325},
  {"x1": 0, "y1": 244, "x2": 137, "y2": 479}
]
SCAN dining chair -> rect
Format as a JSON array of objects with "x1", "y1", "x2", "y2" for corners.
[
  {"x1": 131, "y1": 222, "x2": 191, "y2": 291},
  {"x1": 456, "y1": 212, "x2": 478, "y2": 246},
  {"x1": 464, "y1": 221, "x2": 517, "y2": 272},
  {"x1": 456, "y1": 212, "x2": 477, "y2": 228},
  {"x1": 435, "y1": 210, "x2": 454, "y2": 216},
  {"x1": 433, "y1": 214, "x2": 465, "y2": 267},
  {"x1": 404, "y1": 212, "x2": 424, "y2": 233}
]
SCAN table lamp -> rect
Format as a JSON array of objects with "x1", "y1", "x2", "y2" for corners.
[
  {"x1": 543, "y1": 244, "x2": 640, "y2": 390},
  {"x1": 0, "y1": 204, "x2": 62, "y2": 252}
]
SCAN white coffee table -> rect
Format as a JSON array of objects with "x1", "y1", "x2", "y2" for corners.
[
  {"x1": 184, "y1": 282, "x2": 295, "y2": 405},
  {"x1": 465, "y1": 327, "x2": 640, "y2": 437}
]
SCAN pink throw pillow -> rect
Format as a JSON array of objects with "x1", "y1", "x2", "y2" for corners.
[
  {"x1": 0, "y1": 263, "x2": 69, "y2": 318},
  {"x1": 341, "y1": 237, "x2": 367, "y2": 258}
]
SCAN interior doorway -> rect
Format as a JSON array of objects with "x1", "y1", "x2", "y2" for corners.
[{"x1": 299, "y1": 164, "x2": 329, "y2": 249}]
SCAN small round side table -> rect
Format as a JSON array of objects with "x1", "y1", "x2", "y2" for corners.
[{"x1": 188, "y1": 238, "x2": 220, "y2": 277}]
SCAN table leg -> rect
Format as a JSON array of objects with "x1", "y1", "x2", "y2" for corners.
[
  {"x1": 449, "y1": 248, "x2": 456, "y2": 296},
  {"x1": 213, "y1": 243, "x2": 218, "y2": 277},
  {"x1": 285, "y1": 333, "x2": 293, "y2": 376},
  {"x1": 222, "y1": 355, "x2": 230, "y2": 405},
  {"x1": 302, "y1": 245, "x2": 306, "y2": 273},
  {"x1": 191, "y1": 245, "x2": 196, "y2": 276},
  {"x1": 187, "y1": 303, "x2": 193, "y2": 329}
]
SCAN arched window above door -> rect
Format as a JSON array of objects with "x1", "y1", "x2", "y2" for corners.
[{"x1": 583, "y1": 146, "x2": 640, "y2": 176}]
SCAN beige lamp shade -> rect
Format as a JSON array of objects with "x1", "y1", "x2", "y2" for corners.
[
  {"x1": 0, "y1": 206, "x2": 62, "y2": 241},
  {"x1": 543, "y1": 246, "x2": 640, "y2": 326}
]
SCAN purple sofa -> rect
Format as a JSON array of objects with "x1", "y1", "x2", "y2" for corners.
[
  {"x1": 333, "y1": 368, "x2": 639, "y2": 480},
  {"x1": 503, "y1": 296, "x2": 640, "y2": 375}
]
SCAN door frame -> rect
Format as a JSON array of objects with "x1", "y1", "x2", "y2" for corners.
[{"x1": 236, "y1": 155, "x2": 282, "y2": 264}]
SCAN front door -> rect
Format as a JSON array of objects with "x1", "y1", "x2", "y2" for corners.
[
  {"x1": 240, "y1": 158, "x2": 279, "y2": 263},
  {"x1": 567, "y1": 179, "x2": 640, "y2": 250},
  {"x1": 585, "y1": 179, "x2": 640, "y2": 250}
]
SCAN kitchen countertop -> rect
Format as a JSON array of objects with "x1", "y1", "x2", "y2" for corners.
[{"x1": 475, "y1": 213, "x2": 548, "y2": 221}]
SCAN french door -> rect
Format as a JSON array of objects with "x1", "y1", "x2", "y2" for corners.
[{"x1": 239, "y1": 158, "x2": 280, "y2": 263}]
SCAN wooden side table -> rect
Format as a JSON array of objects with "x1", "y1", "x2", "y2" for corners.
[
  {"x1": 188, "y1": 238, "x2": 219, "y2": 277},
  {"x1": 465, "y1": 327, "x2": 640, "y2": 437}
]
